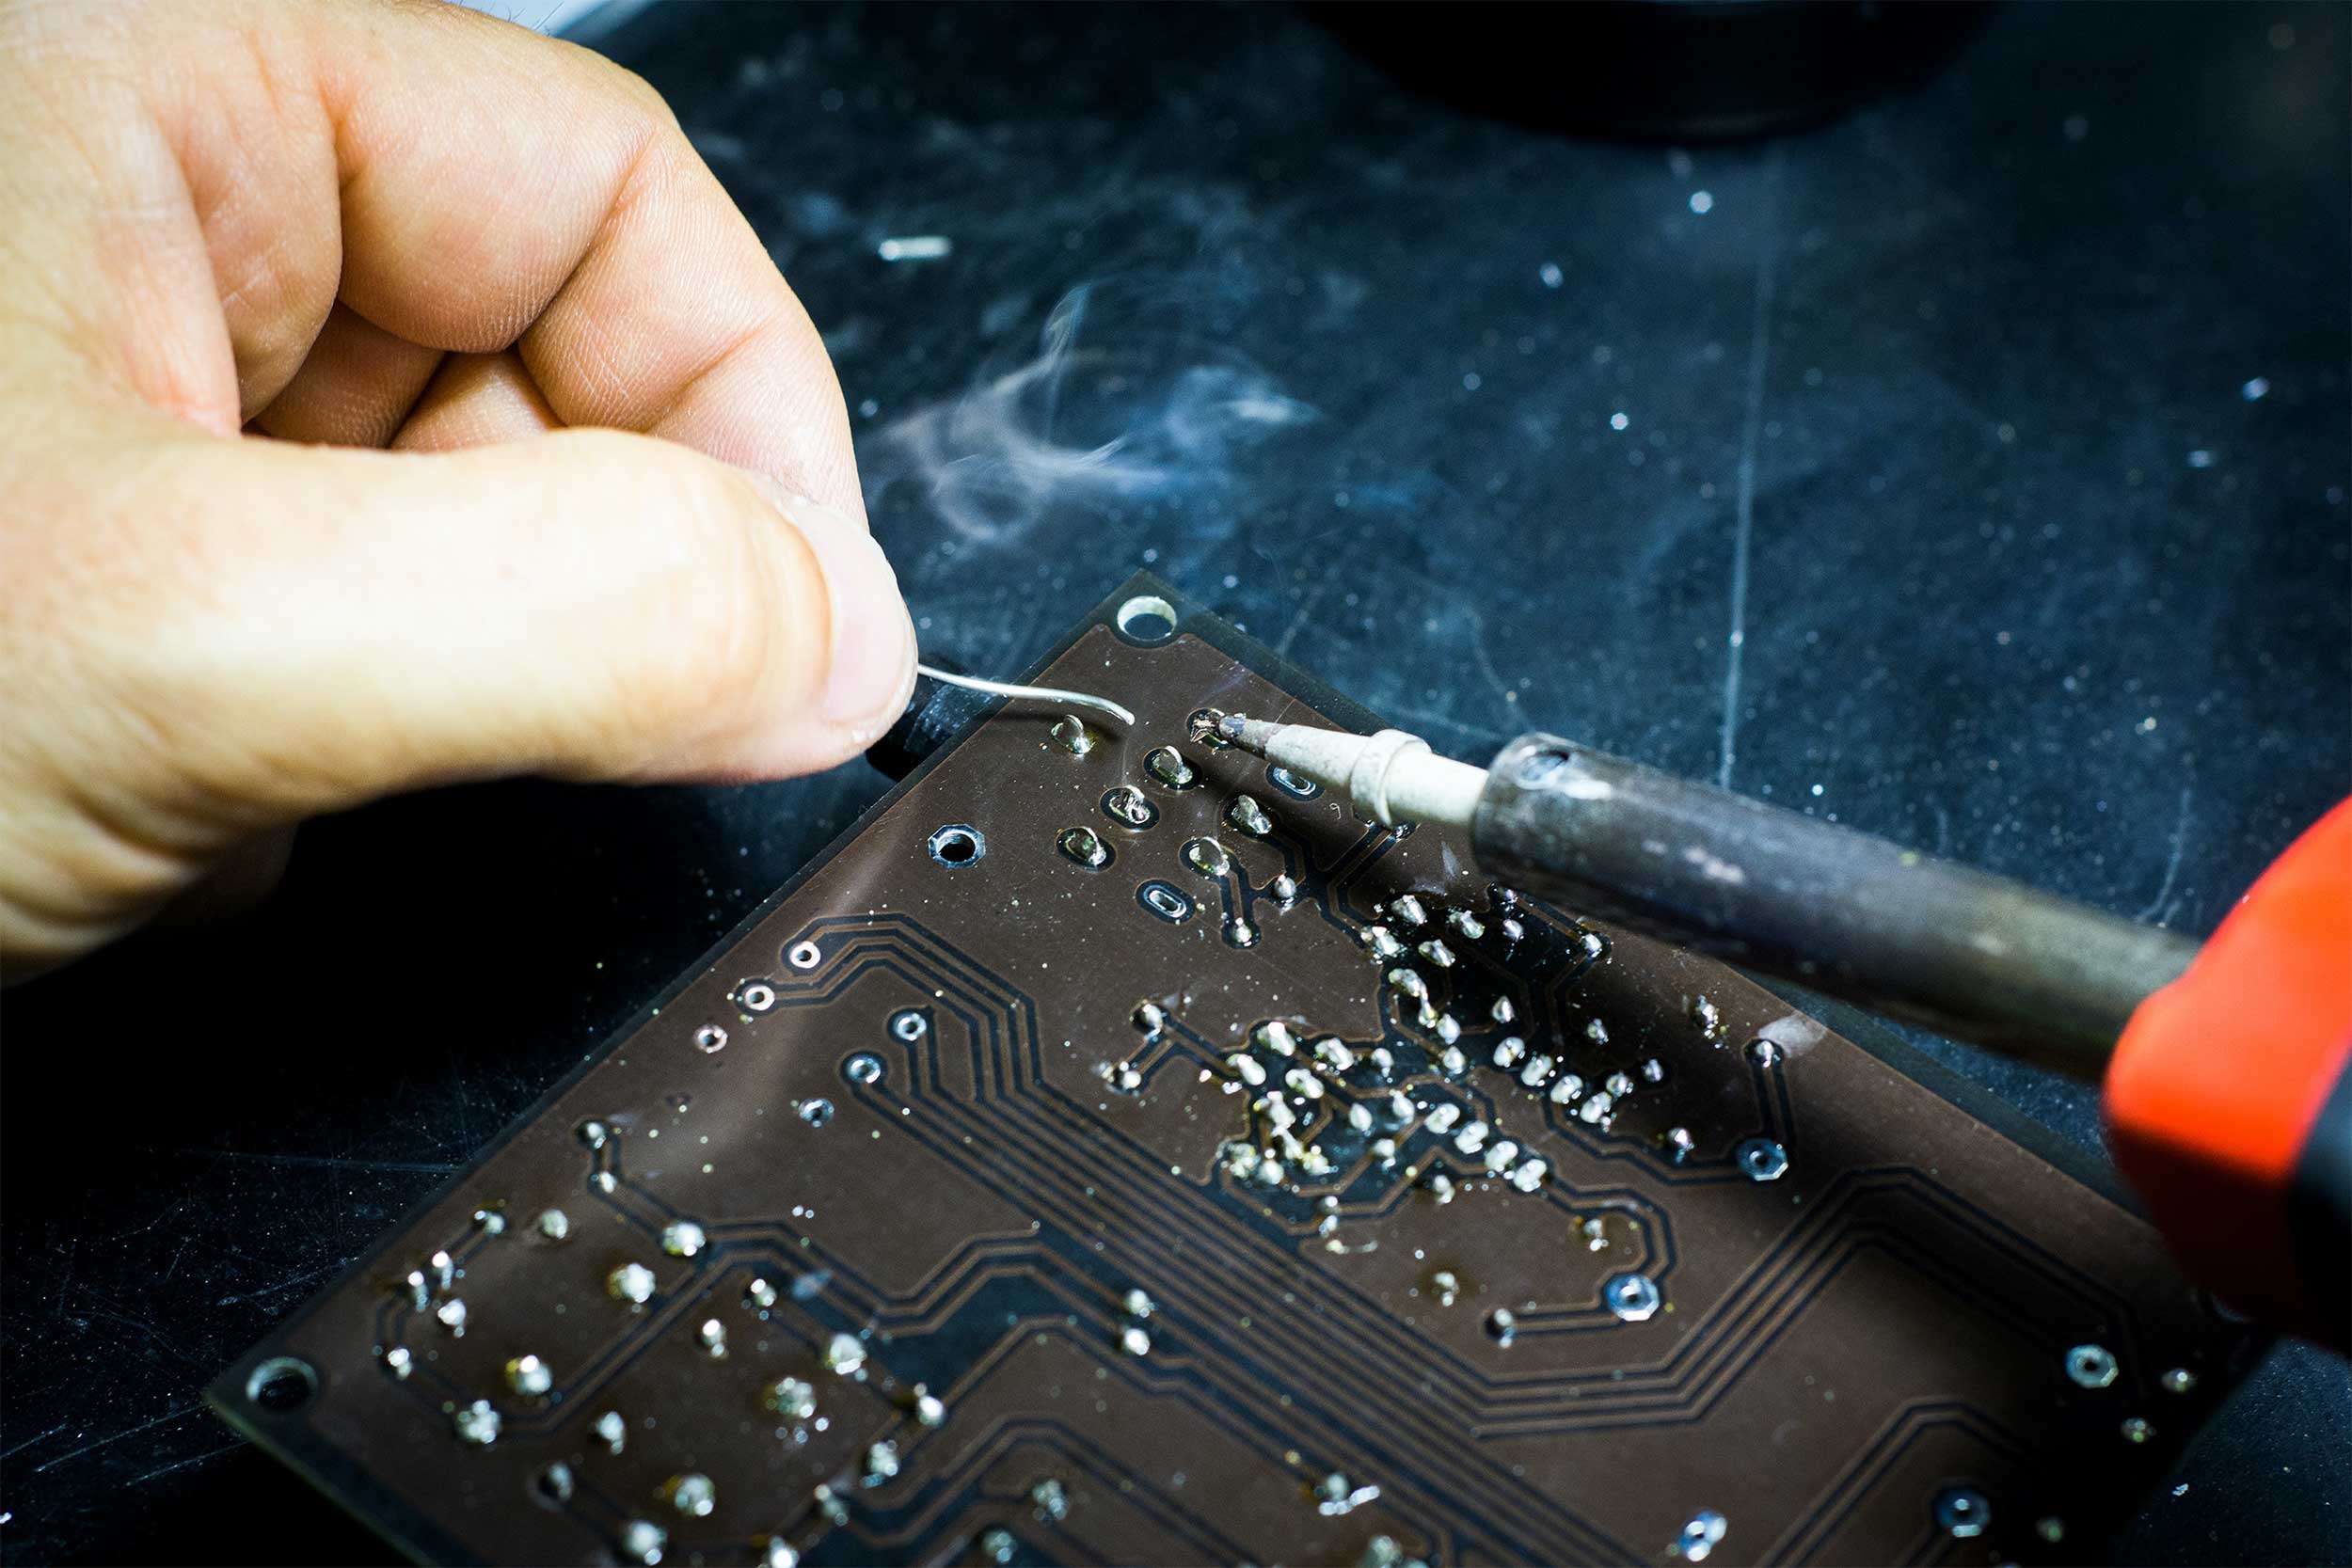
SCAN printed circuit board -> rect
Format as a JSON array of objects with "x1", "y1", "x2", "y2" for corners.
[{"x1": 211, "y1": 578, "x2": 2253, "y2": 1566}]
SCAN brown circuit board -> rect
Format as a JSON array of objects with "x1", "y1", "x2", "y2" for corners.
[{"x1": 211, "y1": 577, "x2": 2256, "y2": 1567}]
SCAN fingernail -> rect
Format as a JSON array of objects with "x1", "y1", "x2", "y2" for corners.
[{"x1": 746, "y1": 475, "x2": 916, "y2": 733}]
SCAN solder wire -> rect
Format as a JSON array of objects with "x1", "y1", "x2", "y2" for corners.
[{"x1": 914, "y1": 663, "x2": 1136, "y2": 726}]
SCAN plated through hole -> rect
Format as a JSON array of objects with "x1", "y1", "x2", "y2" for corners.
[{"x1": 1136, "y1": 880, "x2": 1196, "y2": 924}]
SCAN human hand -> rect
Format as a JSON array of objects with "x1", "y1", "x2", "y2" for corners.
[{"x1": 0, "y1": 0, "x2": 916, "y2": 977}]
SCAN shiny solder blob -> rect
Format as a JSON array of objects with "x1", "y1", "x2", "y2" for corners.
[
  {"x1": 1144, "y1": 746, "x2": 1197, "y2": 788},
  {"x1": 1671, "y1": 1510, "x2": 1728, "y2": 1561},
  {"x1": 1225, "y1": 794, "x2": 1273, "y2": 836},
  {"x1": 1183, "y1": 837, "x2": 1231, "y2": 878},
  {"x1": 1059, "y1": 825, "x2": 1113, "y2": 868},
  {"x1": 1101, "y1": 785, "x2": 1157, "y2": 829}
]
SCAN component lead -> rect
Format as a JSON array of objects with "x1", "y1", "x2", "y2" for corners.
[
  {"x1": 1103, "y1": 786, "x2": 1156, "y2": 828},
  {"x1": 1689, "y1": 994, "x2": 1723, "y2": 1037},
  {"x1": 1145, "y1": 747, "x2": 1197, "y2": 788},
  {"x1": 1183, "y1": 838, "x2": 1231, "y2": 878},
  {"x1": 1226, "y1": 795, "x2": 1273, "y2": 836},
  {"x1": 1058, "y1": 825, "x2": 1112, "y2": 868}
]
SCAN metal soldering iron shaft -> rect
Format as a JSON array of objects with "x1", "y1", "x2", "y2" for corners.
[{"x1": 1217, "y1": 716, "x2": 2200, "y2": 1076}]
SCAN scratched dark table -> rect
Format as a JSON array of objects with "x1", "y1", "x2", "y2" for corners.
[{"x1": 4, "y1": 2, "x2": 2346, "y2": 1562}]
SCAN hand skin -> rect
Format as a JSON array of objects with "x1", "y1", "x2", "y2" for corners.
[{"x1": 0, "y1": 0, "x2": 918, "y2": 979}]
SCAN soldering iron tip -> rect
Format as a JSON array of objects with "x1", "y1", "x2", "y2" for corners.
[{"x1": 1216, "y1": 714, "x2": 1287, "y2": 758}]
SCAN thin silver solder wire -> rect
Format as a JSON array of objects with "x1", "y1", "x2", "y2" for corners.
[{"x1": 914, "y1": 664, "x2": 1136, "y2": 726}]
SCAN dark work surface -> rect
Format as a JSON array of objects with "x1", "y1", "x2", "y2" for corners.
[{"x1": 4, "y1": 2, "x2": 2346, "y2": 1562}]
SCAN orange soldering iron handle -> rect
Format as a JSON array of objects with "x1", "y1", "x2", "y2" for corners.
[{"x1": 2106, "y1": 798, "x2": 2352, "y2": 1350}]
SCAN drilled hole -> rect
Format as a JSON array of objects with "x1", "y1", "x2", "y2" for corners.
[
  {"x1": 246, "y1": 1355, "x2": 318, "y2": 1412},
  {"x1": 1114, "y1": 594, "x2": 1178, "y2": 645},
  {"x1": 928, "y1": 825, "x2": 985, "y2": 866}
]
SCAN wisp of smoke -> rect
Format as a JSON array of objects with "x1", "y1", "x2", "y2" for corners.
[{"x1": 863, "y1": 283, "x2": 1315, "y2": 546}]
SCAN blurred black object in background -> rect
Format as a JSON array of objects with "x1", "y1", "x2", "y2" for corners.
[{"x1": 1317, "y1": 1, "x2": 1990, "y2": 140}]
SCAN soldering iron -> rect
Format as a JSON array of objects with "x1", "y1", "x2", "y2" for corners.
[{"x1": 1216, "y1": 713, "x2": 2352, "y2": 1348}]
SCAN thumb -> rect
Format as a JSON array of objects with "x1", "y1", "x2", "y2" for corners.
[{"x1": 111, "y1": 426, "x2": 917, "y2": 825}]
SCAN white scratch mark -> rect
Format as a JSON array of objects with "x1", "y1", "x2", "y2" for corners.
[
  {"x1": 1719, "y1": 146, "x2": 1785, "y2": 791},
  {"x1": 1275, "y1": 571, "x2": 1337, "y2": 657},
  {"x1": 1461, "y1": 604, "x2": 1518, "y2": 719},
  {"x1": 126, "y1": 1439, "x2": 244, "y2": 1488},
  {"x1": 30, "y1": 1404, "x2": 204, "y2": 1472},
  {"x1": 2, "y1": 1421, "x2": 69, "y2": 1462},
  {"x1": 1379, "y1": 701, "x2": 1506, "y2": 748},
  {"x1": 2136, "y1": 784, "x2": 2194, "y2": 924}
]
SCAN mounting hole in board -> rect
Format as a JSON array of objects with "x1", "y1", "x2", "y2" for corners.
[
  {"x1": 928, "y1": 825, "x2": 986, "y2": 867},
  {"x1": 1114, "y1": 594, "x2": 1179, "y2": 646},
  {"x1": 245, "y1": 1355, "x2": 319, "y2": 1412}
]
